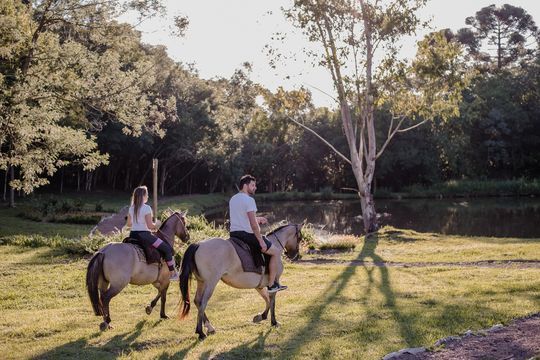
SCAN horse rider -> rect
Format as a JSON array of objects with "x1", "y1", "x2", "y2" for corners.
[
  {"x1": 125, "y1": 185, "x2": 179, "y2": 281},
  {"x1": 229, "y1": 175, "x2": 287, "y2": 293}
]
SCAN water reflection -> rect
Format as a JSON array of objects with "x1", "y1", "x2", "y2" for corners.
[{"x1": 206, "y1": 197, "x2": 540, "y2": 238}]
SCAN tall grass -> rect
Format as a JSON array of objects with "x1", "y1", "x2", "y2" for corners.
[{"x1": 403, "y1": 179, "x2": 540, "y2": 198}]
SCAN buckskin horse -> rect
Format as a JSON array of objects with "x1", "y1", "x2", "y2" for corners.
[
  {"x1": 179, "y1": 223, "x2": 303, "y2": 339},
  {"x1": 86, "y1": 211, "x2": 189, "y2": 331}
]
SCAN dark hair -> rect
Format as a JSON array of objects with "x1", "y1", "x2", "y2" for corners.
[
  {"x1": 239, "y1": 175, "x2": 256, "y2": 189},
  {"x1": 131, "y1": 186, "x2": 148, "y2": 223}
]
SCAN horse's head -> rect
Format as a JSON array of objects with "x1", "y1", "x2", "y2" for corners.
[
  {"x1": 158, "y1": 210, "x2": 190, "y2": 244},
  {"x1": 269, "y1": 223, "x2": 304, "y2": 261}
]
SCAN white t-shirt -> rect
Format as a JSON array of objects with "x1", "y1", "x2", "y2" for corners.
[
  {"x1": 129, "y1": 204, "x2": 153, "y2": 231},
  {"x1": 229, "y1": 192, "x2": 257, "y2": 233}
]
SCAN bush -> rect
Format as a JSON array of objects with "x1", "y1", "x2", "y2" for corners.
[
  {"x1": 95, "y1": 202, "x2": 104, "y2": 212},
  {"x1": 320, "y1": 186, "x2": 333, "y2": 200},
  {"x1": 49, "y1": 214, "x2": 102, "y2": 225},
  {"x1": 0, "y1": 232, "x2": 121, "y2": 255},
  {"x1": 319, "y1": 235, "x2": 358, "y2": 251}
]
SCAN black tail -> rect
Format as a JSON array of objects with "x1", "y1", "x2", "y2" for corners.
[
  {"x1": 86, "y1": 252, "x2": 104, "y2": 316},
  {"x1": 179, "y1": 243, "x2": 199, "y2": 319}
]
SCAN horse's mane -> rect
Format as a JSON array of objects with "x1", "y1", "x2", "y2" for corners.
[
  {"x1": 267, "y1": 224, "x2": 291, "y2": 236},
  {"x1": 159, "y1": 211, "x2": 179, "y2": 229}
]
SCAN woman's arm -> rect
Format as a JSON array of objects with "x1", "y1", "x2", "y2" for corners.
[
  {"x1": 125, "y1": 213, "x2": 132, "y2": 229},
  {"x1": 145, "y1": 213, "x2": 158, "y2": 231}
]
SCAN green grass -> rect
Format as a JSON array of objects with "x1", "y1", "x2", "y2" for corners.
[
  {"x1": 0, "y1": 227, "x2": 538, "y2": 359},
  {"x1": 401, "y1": 179, "x2": 540, "y2": 198},
  {"x1": 303, "y1": 226, "x2": 540, "y2": 264}
]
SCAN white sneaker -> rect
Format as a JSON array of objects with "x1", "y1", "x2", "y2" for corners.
[{"x1": 169, "y1": 271, "x2": 180, "y2": 281}]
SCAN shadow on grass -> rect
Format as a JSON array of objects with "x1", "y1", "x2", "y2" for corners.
[
  {"x1": 204, "y1": 330, "x2": 272, "y2": 359},
  {"x1": 33, "y1": 320, "x2": 148, "y2": 359},
  {"x1": 268, "y1": 232, "x2": 414, "y2": 358},
  {"x1": 356, "y1": 233, "x2": 422, "y2": 347}
]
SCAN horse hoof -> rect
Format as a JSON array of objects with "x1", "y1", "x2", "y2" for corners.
[
  {"x1": 99, "y1": 322, "x2": 110, "y2": 331},
  {"x1": 207, "y1": 328, "x2": 216, "y2": 335},
  {"x1": 145, "y1": 305, "x2": 153, "y2": 315},
  {"x1": 271, "y1": 321, "x2": 281, "y2": 328},
  {"x1": 253, "y1": 314, "x2": 263, "y2": 323},
  {"x1": 198, "y1": 333, "x2": 207, "y2": 341},
  {"x1": 160, "y1": 314, "x2": 169, "y2": 319}
]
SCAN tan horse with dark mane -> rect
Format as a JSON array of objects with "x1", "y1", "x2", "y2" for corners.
[
  {"x1": 179, "y1": 223, "x2": 303, "y2": 339},
  {"x1": 86, "y1": 211, "x2": 189, "y2": 331}
]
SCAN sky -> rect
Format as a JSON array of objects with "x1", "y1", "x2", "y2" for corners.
[{"x1": 122, "y1": 1, "x2": 540, "y2": 108}]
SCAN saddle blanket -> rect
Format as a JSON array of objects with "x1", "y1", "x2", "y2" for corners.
[{"x1": 229, "y1": 237, "x2": 265, "y2": 275}]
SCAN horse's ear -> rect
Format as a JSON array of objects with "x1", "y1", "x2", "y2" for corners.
[{"x1": 181, "y1": 210, "x2": 188, "y2": 217}]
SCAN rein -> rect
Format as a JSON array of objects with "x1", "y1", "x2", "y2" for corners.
[
  {"x1": 156, "y1": 212, "x2": 186, "y2": 245},
  {"x1": 269, "y1": 224, "x2": 301, "y2": 260}
]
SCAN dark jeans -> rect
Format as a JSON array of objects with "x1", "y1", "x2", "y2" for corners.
[
  {"x1": 130, "y1": 231, "x2": 175, "y2": 271},
  {"x1": 230, "y1": 231, "x2": 272, "y2": 251}
]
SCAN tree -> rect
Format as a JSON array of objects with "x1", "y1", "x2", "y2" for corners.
[
  {"x1": 0, "y1": 0, "x2": 180, "y2": 206},
  {"x1": 457, "y1": 4, "x2": 539, "y2": 70},
  {"x1": 279, "y1": 0, "x2": 470, "y2": 232}
]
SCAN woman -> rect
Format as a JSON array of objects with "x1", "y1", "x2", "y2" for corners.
[{"x1": 125, "y1": 186, "x2": 179, "y2": 280}]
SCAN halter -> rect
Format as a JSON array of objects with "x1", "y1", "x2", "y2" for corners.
[
  {"x1": 270, "y1": 224, "x2": 302, "y2": 260},
  {"x1": 156, "y1": 212, "x2": 187, "y2": 245}
]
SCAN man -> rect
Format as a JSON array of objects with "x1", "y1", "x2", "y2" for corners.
[{"x1": 229, "y1": 175, "x2": 287, "y2": 293}]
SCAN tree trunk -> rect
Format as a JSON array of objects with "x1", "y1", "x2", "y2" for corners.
[
  {"x1": 9, "y1": 166, "x2": 15, "y2": 207},
  {"x1": 160, "y1": 164, "x2": 167, "y2": 196},
  {"x1": 2, "y1": 169, "x2": 7, "y2": 202},
  {"x1": 359, "y1": 191, "x2": 377, "y2": 234},
  {"x1": 60, "y1": 168, "x2": 64, "y2": 194}
]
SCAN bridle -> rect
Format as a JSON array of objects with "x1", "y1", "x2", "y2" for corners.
[
  {"x1": 156, "y1": 212, "x2": 188, "y2": 245},
  {"x1": 270, "y1": 224, "x2": 302, "y2": 260}
]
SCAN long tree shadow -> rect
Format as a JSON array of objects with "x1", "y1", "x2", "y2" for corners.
[
  {"x1": 357, "y1": 233, "x2": 422, "y2": 346},
  {"x1": 272, "y1": 231, "x2": 423, "y2": 358},
  {"x1": 204, "y1": 330, "x2": 271, "y2": 359},
  {"x1": 33, "y1": 320, "x2": 147, "y2": 359}
]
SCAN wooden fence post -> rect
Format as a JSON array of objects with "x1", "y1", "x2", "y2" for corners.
[{"x1": 152, "y1": 158, "x2": 158, "y2": 221}]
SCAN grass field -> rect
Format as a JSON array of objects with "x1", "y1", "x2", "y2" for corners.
[{"x1": 1, "y1": 226, "x2": 539, "y2": 359}]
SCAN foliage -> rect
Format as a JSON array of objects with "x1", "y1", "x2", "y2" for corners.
[
  {"x1": 0, "y1": 0, "x2": 178, "y2": 197},
  {"x1": 455, "y1": 4, "x2": 539, "y2": 70},
  {"x1": 0, "y1": 232, "x2": 120, "y2": 255},
  {"x1": 318, "y1": 235, "x2": 358, "y2": 251}
]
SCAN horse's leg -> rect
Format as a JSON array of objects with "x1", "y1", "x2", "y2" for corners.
[
  {"x1": 159, "y1": 282, "x2": 170, "y2": 319},
  {"x1": 146, "y1": 291, "x2": 161, "y2": 315},
  {"x1": 100, "y1": 282, "x2": 128, "y2": 331},
  {"x1": 253, "y1": 287, "x2": 270, "y2": 323},
  {"x1": 269, "y1": 292, "x2": 279, "y2": 327},
  {"x1": 194, "y1": 278, "x2": 218, "y2": 340},
  {"x1": 202, "y1": 312, "x2": 215, "y2": 335}
]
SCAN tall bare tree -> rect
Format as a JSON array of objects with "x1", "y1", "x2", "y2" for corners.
[{"x1": 279, "y1": 0, "x2": 470, "y2": 232}]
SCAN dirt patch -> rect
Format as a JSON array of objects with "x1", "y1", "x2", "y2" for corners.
[
  {"x1": 387, "y1": 313, "x2": 540, "y2": 360},
  {"x1": 297, "y1": 258, "x2": 540, "y2": 269}
]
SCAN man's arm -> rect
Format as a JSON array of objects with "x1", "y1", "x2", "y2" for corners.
[{"x1": 247, "y1": 211, "x2": 268, "y2": 252}]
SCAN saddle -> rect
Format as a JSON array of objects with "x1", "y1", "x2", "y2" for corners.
[
  {"x1": 122, "y1": 237, "x2": 162, "y2": 265},
  {"x1": 229, "y1": 237, "x2": 270, "y2": 275}
]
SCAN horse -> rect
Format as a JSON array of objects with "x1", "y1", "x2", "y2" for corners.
[
  {"x1": 178, "y1": 223, "x2": 303, "y2": 340},
  {"x1": 86, "y1": 211, "x2": 189, "y2": 331}
]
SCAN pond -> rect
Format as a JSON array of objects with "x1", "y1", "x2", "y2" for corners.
[{"x1": 205, "y1": 197, "x2": 540, "y2": 238}]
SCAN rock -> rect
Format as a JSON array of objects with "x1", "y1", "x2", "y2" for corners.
[
  {"x1": 382, "y1": 347, "x2": 426, "y2": 360},
  {"x1": 488, "y1": 324, "x2": 504, "y2": 332},
  {"x1": 434, "y1": 335, "x2": 461, "y2": 347}
]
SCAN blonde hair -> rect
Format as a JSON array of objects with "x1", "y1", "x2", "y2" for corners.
[{"x1": 131, "y1": 186, "x2": 148, "y2": 223}]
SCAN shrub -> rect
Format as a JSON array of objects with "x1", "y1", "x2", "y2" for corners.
[
  {"x1": 319, "y1": 235, "x2": 359, "y2": 251},
  {"x1": 320, "y1": 186, "x2": 333, "y2": 200},
  {"x1": 95, "y1": 202, "x2": 104, "y2": 212}
]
